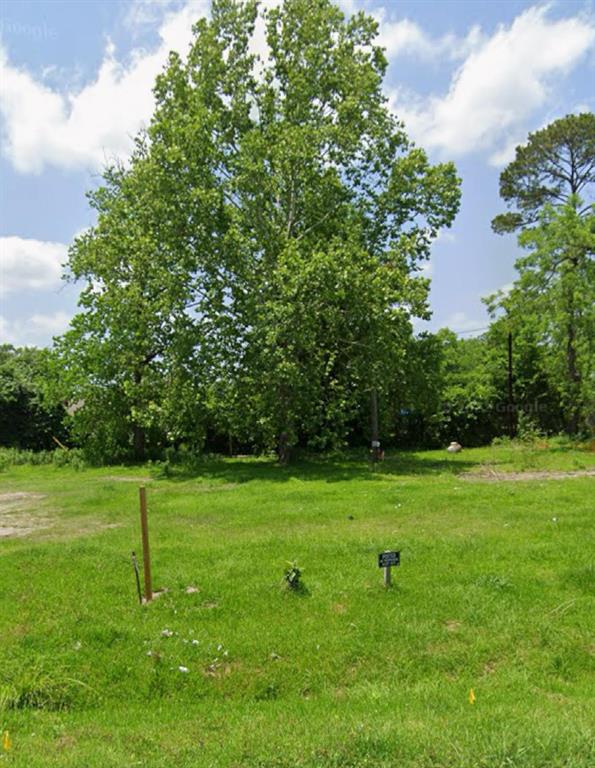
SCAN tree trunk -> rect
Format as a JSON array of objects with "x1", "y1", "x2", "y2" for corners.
[
  {"x1": 564, "y1": 263, "x2": 582, "y2": 435},
  {"x1": 277, "y1": 431, "x2": 290, "y2": 465},
  {"x1": 566, "y1": 319, "x2": 581, "y2": 435},
  {"x1": 507, "y1": 331, "x2": 517, "y2": 437},
  {"x1": 133, "y1": 424, "x2": 146, "y2": 461},
  {"x1": 133, "y1": 367, "x2": 146, "y2": 461},
  {"x1": 276, "y1": 376, "x2": 292, "y2": 465},
  {"x1": 370, "y1": 388, "x2": 382, "y2": 462}
]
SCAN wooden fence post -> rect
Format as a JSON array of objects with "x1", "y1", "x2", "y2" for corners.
[{"x1": 139, "y1": 486, "x2": 152, "y2": 602}]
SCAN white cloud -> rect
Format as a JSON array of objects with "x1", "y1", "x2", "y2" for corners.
[
  {"x1": 419, "y1": 259, "x2": 433, "y2": 278},
  {"x1": 483, "y1": 280, "x2": 514, "y2": 301},
  {"x1": 1, "y1": 1, "x2": 592, "y2": 175},
  {"x1": 445, "y1": 311, "x2": 486, "y2": 334},
  {"x1": 490, "y1": 99, "x2": 595, "y2": 166},
  {"x1": 376, "y1": 12, "x2": 482, "y2": 61},
  {"x1": 499, "y1": 282, "x2": 514, "y2": 296},
  {"x1": 391, "y1": 5, "x2": 595, "y2": 160},
  {"x1": 0, "y1": 1, "x2": 209, "y2": 173},
  {"x1": 0, "y1": 311, "x2": 72, "y2": 347},
  {"x1": 435, "y1": 229, "x2": 456, "y2": 245},
  {"x1": 488, "y1": 134, "x2": 525, "y2": 167},
  {"x1": 123, "y1": 0, "x2": 180, "y2": 32},
  {"x1": 337, "y1": 0, "x2": 361, "y2": 16},
  {"x1": 0, "y1": 236, "x2": 67, "y2": 295}
]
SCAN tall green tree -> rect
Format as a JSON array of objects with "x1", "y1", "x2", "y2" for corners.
[
  {"x1": 54, "y1": 146, "x2": 215, "y2": 462},
  {"x1": 490, "y1": 114, "x2": 595, "y2": 435},
  {"x1": 428, "y1": 331, "x2": 502, "y2": 447},
  {"x1": 148, "y1": 0, "x2": 460, "y2": 458},
  {"x1": 488, "y1": 199, "x2": 594, "y2": 434},
  {"x1": 55, "y1": 0, "x2": 460, "y2": 461},
  {"x1": 492, "y1": 113, "x2": 594, "y2": 234},
  {"x1": 388, "y1": 330, "x2": 509, "y2": 449},
  {"x1": 485, "y1": 314, "x2": 565, "y2": 436}
]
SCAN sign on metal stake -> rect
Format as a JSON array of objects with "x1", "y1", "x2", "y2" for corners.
[{"x1": 378, "y1": 550, "x2": 400, "y2": 588}]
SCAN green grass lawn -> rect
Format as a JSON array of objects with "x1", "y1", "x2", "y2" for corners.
[{"x1": 0, "y1": 444, "x2": 594, "y2": 767}]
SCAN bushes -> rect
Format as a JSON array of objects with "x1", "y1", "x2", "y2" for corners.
[
  {"x1": 0, "y1": 345, "x2": 68, "y2": 451},
  {"x1": 0, "y1": 447, "x2": 85, "y2": 471}
]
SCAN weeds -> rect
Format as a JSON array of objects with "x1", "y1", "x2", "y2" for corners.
[
  {"x1": 0, "y1": 666, "x2": 93, "y2": 712},
  {"x1": 283, "y1": 561, "x2": 304, "y2": 592},
  {"x1": 0, "y1": 447, "x2": 85, "y2": 471}
]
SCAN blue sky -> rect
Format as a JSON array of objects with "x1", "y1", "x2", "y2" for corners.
[{"x1": 0, "y1": 0, "x2": 593, "y2": 346}]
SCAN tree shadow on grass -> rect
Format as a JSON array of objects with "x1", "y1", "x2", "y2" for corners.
[{"x1": 150, "y1": 450, "x2": 478, "y2": 485}]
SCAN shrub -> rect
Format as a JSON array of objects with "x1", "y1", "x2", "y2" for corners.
[
  {"x1": 0, "y1": 447, "x2": 86, "y2": 471},
  {"x1": 283, "y1": 561, "x2": 303, "y2": 592}
]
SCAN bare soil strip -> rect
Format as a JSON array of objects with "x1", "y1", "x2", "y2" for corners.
[
  {"x1": 104, "y1": 476, "x2": 152, "y2": 483},
  {"x1": 0, "y1": 492, "x2": 50, "y2": 538},
  {"x1": 462, "y1": 468, "x2": 595, "y2": 482},
  {"x1": 1, "y1": 492, "x2": 123, "y2": 541}
]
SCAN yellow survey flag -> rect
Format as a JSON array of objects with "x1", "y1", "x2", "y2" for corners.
[
  {"x1": 468, "y1": 688, "x2": 476, "y2": 704},
  {"x1": 2, "y1": 730, "x2": 11, "y2": 751}
]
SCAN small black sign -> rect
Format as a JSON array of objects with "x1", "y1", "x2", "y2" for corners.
[{"x1": 378, "y1": 551, "x2": 400, "y2": 568}]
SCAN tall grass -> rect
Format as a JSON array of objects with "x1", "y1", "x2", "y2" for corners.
[{"x1": 0, "y1": 447, "x2": 85, "y2": 471}]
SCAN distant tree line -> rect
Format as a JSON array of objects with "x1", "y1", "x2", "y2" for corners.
[
  {"x1": 1, "y1": 1, "x2": 593, "y2": 462},
  {"x1": 2, "y1": 305, "x2": 591, "y2": 459}
]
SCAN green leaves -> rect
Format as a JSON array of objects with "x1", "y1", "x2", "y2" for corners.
[
  {"x1": 54, "y1": 0, "x2": 462, "y2": 461},
  {"x1": 490, "y1": 114, "x2": 594, "y2": 436},
  {"x1": 488, "y1": 198, "x2": 595, "y2": 435},
  {"x1": 0, "y1": 346, "x2": 66, "y2": 451},
  {"x1": 492, "y1": 113, "x2": 595, "y2": 233}
]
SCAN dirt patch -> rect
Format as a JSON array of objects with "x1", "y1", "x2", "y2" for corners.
[
  {"x1": 104, "y1": 476, "x2": 152, "y2": 483},
  {"x1": 445, "y1": 620, "x2": 461, "y2": 632},
  {"x1": 0, "y1": 492, "x2": 122, "y2": 541},
  {"x1": 194, "y1": 483, "x2": 238, "y2": 493},
  {"x1": 462, "y1": 468, "x2": 595, "y2": 483},
  {"x1": 483, "y1": 660, "x2": 498, "y2": 676},
  {"x1": 0, "y1": 492, "x2": 50, "y2": 538},
  {"x1": 331, "y1": 603, "x2": 347, "y2": 614}
]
